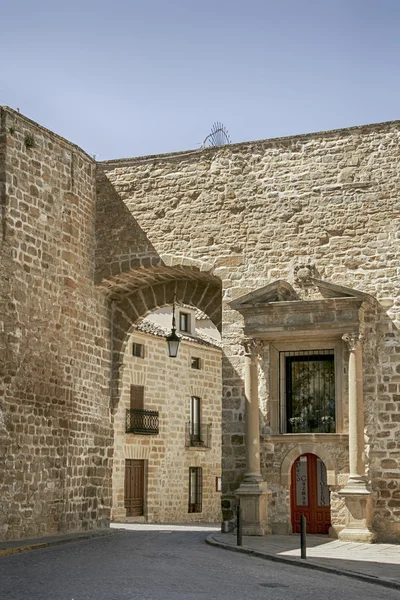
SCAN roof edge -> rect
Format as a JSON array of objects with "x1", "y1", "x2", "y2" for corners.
[
  {"x1": 0, "y1": 106, "x2": 95, "y2": 163},
  {"x1": 99, "y1": 119, "x2": 400, "y2": 167}
]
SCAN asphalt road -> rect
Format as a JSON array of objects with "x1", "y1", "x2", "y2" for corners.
[{"x1": 0, "y1": 527, "x2": 398, "y2": 600}]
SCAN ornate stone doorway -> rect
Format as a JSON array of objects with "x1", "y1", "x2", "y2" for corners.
[{"x1": 291, "y1": 453, "x2": 331, "y2": 534}]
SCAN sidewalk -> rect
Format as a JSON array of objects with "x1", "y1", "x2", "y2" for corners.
[
  {"x1": 0, "y1": 528, "x2": 122, "y2": 558},
  {"x1": 206, "y1": 532, "x2": 400, "y2": 590}
]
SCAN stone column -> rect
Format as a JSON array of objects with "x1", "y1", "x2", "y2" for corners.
[
  {"x1": 236, "y1": 338, "x2": 270, "y2": 535},
  {"x1": 339, "y1": 333, "x2": 376, "y2": 543}
]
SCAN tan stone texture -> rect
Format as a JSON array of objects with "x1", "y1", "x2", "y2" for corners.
[
  {"x1": 0, "y1": 108, "x2": 111, "y2": 540},
  {"x1": 112, "y1": 330, "x2": 222, "y2": 522},
  {"x1": 98, "y1": 122, "x2": 400, "y2": 541},
  {"x1": 1, "y1": 106, "x2": 399, "y2": 542}
]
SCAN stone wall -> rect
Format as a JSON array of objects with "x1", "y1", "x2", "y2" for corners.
[
  {"x1": 100, "y1": 121, "x2": 400, "y2": 541},
  {"x1": 0, "y1": 108, "x2": 112, "y2": 540},
  {"x1": 112, "y1": 328, "x2": 222, "y2": 522},
  {"x1": 1, "y1": 108, "x2": 399, "y2": 542}
]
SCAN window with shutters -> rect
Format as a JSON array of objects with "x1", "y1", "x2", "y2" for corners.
[
  {"x1": 126, "y1": 385, "x2": 159, "y2": 435},
  {"x1": 130, "y1": 385, "x2": 144, "y2": 410}
]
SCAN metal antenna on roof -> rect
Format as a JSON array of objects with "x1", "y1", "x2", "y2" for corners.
[{"x1": 202, "y1": 122, "x2": 231, "y2": 148}]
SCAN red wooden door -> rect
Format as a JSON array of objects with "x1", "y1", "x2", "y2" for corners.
[
  {"x1": 125, "y1": 459, "x2": 145, "y2": 517},
  {"x1": 291, "y1": 453, "x2": 331, "y2": 534}
]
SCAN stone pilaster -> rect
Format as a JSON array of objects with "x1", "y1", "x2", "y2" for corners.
[
  {"x1": 236, "y1": 338, "x2": 270, "y2": 536},
  {"x1": 339, "y1": 333, "x2": 376, "y2": 543}
]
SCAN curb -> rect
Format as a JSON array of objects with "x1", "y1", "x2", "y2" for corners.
[
  {"x1": 206, "y1": 535, "x2": 400, "y2": 591},
  {"x1": 0, "y1": 529, "x2": 123, "y2": 558}
]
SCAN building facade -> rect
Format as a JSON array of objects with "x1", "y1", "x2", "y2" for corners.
[
  {"x1": 0, "y1": 106, "x2": 399, "y2": 542},
  {"x1": 112, "y1": 307, "x2": 222, "y2": 523}
]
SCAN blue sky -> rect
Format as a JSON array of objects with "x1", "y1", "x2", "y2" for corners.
[{"x1": 1, "y1": 0, "x2": 399, "y2": 159}]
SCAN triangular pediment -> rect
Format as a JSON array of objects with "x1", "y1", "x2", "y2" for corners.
[
  {"x1": 309, "y1": 278, "x2": 368, "y2": 300},
  {"x1": 230, "y1": 280, "x2": 298, "y2": 309},
  {"x1": 229, "y1": 278, "x2": 369, "y2": 312}
]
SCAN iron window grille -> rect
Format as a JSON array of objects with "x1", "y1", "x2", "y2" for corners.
[
  {"x1": 188, "y1": 467, "x2": 202, "y2": 513},
  {"x1": 126, "y1": 409, "x2": 159, "y2": 434},
  {"x1": 185, "y1": 422, "x2": 211, "y2": 448},
  {"x1": 280, "y1": 349, "x2": 335, "y2": 434}
]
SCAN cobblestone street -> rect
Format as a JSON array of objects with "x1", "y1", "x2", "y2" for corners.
[{"x1": 1, "y1": 525, "x2": 399, "y2": 600}]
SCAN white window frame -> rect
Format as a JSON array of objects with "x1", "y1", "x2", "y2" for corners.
[{"x1": 179, "y1": 311, "x2": 191, "y2": 334}]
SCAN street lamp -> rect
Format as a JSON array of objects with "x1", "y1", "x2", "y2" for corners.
[{"x1": 166, "y1": 294, "x2": 181, "y2": 358}]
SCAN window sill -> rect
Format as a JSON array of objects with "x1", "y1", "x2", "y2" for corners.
[
  {"x1": 263, "y1": 433, "x2": 348, "y2": 444},
  {"x1": 185, "y1": 446, "x2": 210, "y2": 452}
]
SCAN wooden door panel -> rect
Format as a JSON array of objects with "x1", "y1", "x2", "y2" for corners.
[
  {"x1": 291, "y1": 453, "x2": 331, "y2": 534},
  {"x1": 125, "y1": 459, "x2": 144, "y2": 517}
]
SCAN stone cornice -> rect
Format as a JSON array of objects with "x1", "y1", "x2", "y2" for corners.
[
  {"x1": 99, "y1": 120, "x2": 400, "y2": 167},
  {"x1": 239, "y1": 297, "x2": 364, "y2": 314}
]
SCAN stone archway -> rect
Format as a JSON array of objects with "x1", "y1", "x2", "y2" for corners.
[
  {"x1": 280, "y1": 444, "x2": 337, "y2": 488},
  {"x1": 109, "y1": 271, "x2": 221, "y2": 412}
]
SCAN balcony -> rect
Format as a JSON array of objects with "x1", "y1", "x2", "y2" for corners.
[
  {"x1": 126, "y1": 409, "x2": 159, "y2": 435},
  {"x1": 185, "y1": 422, "x2": 211, "y2": 448}
]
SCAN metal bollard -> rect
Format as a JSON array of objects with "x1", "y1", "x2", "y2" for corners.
[
  {"x1": 300, "y1": 514, "x2": 306, "y2": 559},
  {"x1": 236, "y1": 504, "x2": 242, "y2": 546}
]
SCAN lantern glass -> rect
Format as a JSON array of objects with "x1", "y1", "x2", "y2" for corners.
[{"x1": 166, "y1": 330, "x2": 180, "y2": 358}]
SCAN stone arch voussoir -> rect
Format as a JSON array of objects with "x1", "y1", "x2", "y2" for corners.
[
  {"x1": 110, "y1": 276, "x2": 221, "y2": 412},
  {"x1": 280, "y1": 444, "x2": 337, "y2": 488}
]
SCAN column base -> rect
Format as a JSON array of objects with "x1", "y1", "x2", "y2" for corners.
[
  {"x1": 236, "y1": 480, "x2": 270, "y2": 536},
  {"x1": 338, "y1": 482, "x2": 376, "y2": 543}
]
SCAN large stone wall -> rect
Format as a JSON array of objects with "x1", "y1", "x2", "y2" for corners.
[
  {"x1": 100, "y1": 121, "x2": 400, "y2": 541},
  {"x1": 1, "y1": 108, "x2": 399, "y2": 542},
  {"x1": 0, "y1": 108, "x2": 112, "y2": 540}
]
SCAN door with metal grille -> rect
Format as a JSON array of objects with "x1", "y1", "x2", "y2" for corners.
[
  {"x1": 291, "y1": 453, "x2": 331, "y2": 534},
  {"x1": 124, "y1": 459, "x2": 145, "y2": 517}
]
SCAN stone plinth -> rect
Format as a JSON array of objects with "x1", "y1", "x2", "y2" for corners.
[
  {"x1": 338, "y1": 486, "x2": 376, "y2": 543},
  {"x1": 236, "y1": 481, "x2": 270, "y2": 536}
]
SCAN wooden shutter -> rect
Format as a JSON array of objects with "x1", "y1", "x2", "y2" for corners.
[{"x1": 130, "y1": 385, "x2": 144, "y2": 410}]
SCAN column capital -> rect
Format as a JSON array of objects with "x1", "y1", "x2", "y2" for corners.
[
  {"x1": 242, "y1": 338, "x2": 264, "y2": 356},
  {"x1": 342, "y1": 332, "x2": 363, "y2": 352}
]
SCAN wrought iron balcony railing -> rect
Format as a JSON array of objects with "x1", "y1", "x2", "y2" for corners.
[
  {"x1": 185, "y1": 422, "x2": 211, "y2": 448},
  {"x1": 126, "y1": 409, "x2": 159, "y2": 435}
]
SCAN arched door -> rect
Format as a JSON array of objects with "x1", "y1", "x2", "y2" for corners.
[{"x1": 291, "y1": 453, "x2": 331, "y2": 534}]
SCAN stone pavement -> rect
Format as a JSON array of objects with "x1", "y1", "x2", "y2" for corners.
[
  {"x1": 207, "y1": 532, "x2": 400, "y2": 590},
  {"x1": 0, "y1": 528, "x2": 122, "y2": 558}
]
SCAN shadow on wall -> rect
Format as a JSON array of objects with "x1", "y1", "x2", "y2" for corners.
[
  {"x1": 95, "y1": 167, "x2": 223, "y2": 418},
  {"x1": 95, "y1": 167, "x2": 161, "y2": 283}
]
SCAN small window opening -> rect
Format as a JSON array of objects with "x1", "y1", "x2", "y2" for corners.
[
  {"x1": 191, "y1": 357, "x2": 201, "y2": 370},
  {"x1": 179, "y1": 312, "x2": 191, "y2": 333},
  {"x1": 132, "y1": 343, "x2": 145, "y2": 358}
]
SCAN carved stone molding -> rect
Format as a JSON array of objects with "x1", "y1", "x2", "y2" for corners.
[
  {"x1": 342, "y1": 332, "x2": 363, "y2": 352},
  {"x1": 242, "y1": 338, "x2": 264, "y2": 356},
  {"x1": 291, "y1": 256, "x2": 317, "y2": 287}
]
